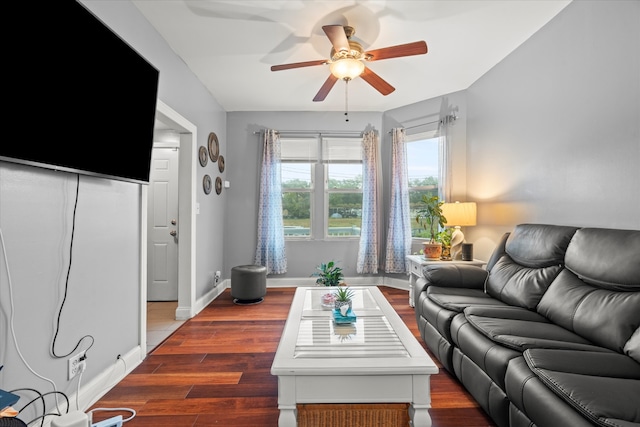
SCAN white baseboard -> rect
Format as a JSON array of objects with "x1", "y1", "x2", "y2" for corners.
[
  {"x1": 80, "y1": 346, "x2": 142, "y2": 411},
  {"x1": 37, "y1": 347, "x2": 143, "y2": 427},
  {"x1": 265, "y1": 276, "x2": 410, "y2": 291}
]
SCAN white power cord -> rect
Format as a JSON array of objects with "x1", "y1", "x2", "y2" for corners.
[
  {"x1": 88, "y1": 407, "x2": 136, "y2": 423},
  {"x1": 0, "y1": 227, "x2": 61, "y2": 411}
]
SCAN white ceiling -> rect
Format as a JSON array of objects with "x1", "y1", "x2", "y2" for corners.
[{"x1": 133, "y1": 0, "x2": 571, "y2": 113}]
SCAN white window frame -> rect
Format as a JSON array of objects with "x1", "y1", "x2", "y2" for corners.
[
  {"x1": 281, "y1": 137, "x2": 317, "y2": 239},
  {"x1": 280, "y1": 135, "x2": 363, "y2": 240}
]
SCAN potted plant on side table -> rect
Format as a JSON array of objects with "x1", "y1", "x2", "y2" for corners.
[
  {"x1": 437, "y1": 228, "x2": 454, "y2": 260},
  {"x1": 416, "y1": 195, "x2": 447, "y2": 260}
]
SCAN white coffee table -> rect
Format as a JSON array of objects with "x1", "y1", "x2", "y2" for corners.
[{"x1": 271, "y1": 286, "x2": 438, "y2": 427}]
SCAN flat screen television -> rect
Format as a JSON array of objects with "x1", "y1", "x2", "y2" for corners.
[{"x1": 1, "y1": 1, "x2": 159, "y2": 184}]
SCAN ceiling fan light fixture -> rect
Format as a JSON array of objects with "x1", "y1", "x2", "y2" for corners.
[{"x1": 329, "y1": 58, "x2": 365, "y2": 80}]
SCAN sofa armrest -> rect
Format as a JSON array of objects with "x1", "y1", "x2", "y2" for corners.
[{"x1": 419, "y1": 264, "x2": 488, "y2": 293}]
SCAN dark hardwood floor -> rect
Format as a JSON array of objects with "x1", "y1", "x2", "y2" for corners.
[{"x1": 90, "y1": 286, "x2": 496, "y2": 426}]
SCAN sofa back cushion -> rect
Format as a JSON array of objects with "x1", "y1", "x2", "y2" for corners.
[
  {"x1": 565, "y1": 228, "x2": 640, "y2": 291},
  {"x1": 537, "y1": 228, "x2": 640, "y2": 353},
  {"x1": 485, "y1": 224, "x2": 578, "y2": 309}
]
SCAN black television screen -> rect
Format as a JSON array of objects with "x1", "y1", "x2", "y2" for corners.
[{"x1": 1, "y1": 1, "x2": 159, "y2": 184}]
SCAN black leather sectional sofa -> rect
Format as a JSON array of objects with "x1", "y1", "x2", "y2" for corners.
[{"x1": 413, "y1": 224, "x2": 640, "y2": 427}]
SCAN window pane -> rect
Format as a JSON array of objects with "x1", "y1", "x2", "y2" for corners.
[
  {"x1": 282, "y1": 163, "x2": 312, "y2": 189},
  {"x1": 407, "y1": 138, "x2": 439, "y2": 237},
  {"x1": 283, "y1": 192, "x2": 310, "y2": 237},
  {"x1": 327, "y1": 164, "x2": 362, "y2": 190},
  {"x1": 407, "y1": 138, "x2": 438, "y2": 188},
  {"x1": 327, "y1": 192, "x2": 362, "y2": 236}
]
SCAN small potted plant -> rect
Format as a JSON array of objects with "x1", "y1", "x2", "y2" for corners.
[
  {"x1": 416, "y1": 195, "x2": 447, "y2": 260},
  {"x1": 312, "y1": 260, "x2": 343, "y2": 286},
  {"x1": 333, "y1": 286, "x2": 354, "y2": 312}
]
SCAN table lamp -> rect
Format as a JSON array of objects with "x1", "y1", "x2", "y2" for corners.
[{"x1": 441, "y1": 202, "x2": 477, "y2": 260}]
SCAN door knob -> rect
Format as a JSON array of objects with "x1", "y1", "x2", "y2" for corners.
[
  {"x1": 169, "y1": 230, "x2": 177, "y2": 237},
  {"x1": 171, "y1": 219, "x2": 177, "y2": 225}
]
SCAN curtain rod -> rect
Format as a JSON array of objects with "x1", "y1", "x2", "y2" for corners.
[
  {"x1": 253, "y1": 129, "x2": 369, "y2": 137},
  {"x1": 388, "y1": 113, "x2": 458, "y2": 134}
]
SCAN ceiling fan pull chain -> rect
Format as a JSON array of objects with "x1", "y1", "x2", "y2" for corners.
[{"x1": 345, "y1": 79, "x2": 349, "y2": 122}]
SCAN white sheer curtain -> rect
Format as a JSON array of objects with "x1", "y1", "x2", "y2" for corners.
[
  {"x1": 357, "y1": 130, "x2": 380, "y2": 274},
  {"x1": 438, "y1": 115, "x2": 453, "y2": 202},
  {"x1": 384, "y1": 128, "x2": 412, "y2": 273},
  {"x1": 254, "y1": 129, "x2": 287, "y2": 274}
]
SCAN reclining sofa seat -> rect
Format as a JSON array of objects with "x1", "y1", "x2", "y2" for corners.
[{"x1": 413, "y1": 224, "x2": 640, "y2": 427}]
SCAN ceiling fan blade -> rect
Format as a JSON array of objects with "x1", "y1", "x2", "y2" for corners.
[
  {"x1": 313, "y1": 74, "x2": 339, "y2": 102},
  {"x1": 360, "y1": 67, "x2": 395, "y2": 96},
  {"x1": 365, "y1": 41, "x2": 427, "y2": 61},
  {"x1": 271, "y1": 59, "x2": 327, "y2": 71},
  {"x1": 322, "y1": 25, "x2": 350, "y2": 53}
]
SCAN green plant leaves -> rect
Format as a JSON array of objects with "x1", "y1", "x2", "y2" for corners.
[{"x1": 312, "y1": 260, "x2": 344, "y2": 286}]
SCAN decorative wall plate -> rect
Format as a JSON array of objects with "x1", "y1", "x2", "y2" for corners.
[
  {"x1": 198, "y1": 146, "x2": 208, "y2": 167},
  {"x1": 203, "y1": 174, "x2": 212, "y2": 194},
  {"x1": 208, "y1": 132, "x2": 219, "y2": 162},
  {"x1": 215, "y1": 176, "x2": 223, "y2": 195},
  {"x1": 218, "y1": 155, "x2": 225, "y2": 173}
]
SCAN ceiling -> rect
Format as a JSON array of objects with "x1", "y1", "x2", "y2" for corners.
[{"x1": 133, "y1": 0, "x2": 571, "y2": 113}]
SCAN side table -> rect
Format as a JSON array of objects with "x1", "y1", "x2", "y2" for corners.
[{"x1": 406, "y1": 254, "x2": 486, "y2": 307}]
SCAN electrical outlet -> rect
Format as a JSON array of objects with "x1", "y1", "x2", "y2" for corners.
[{"x1": 68, "y1": 351, "x2": 86, "y2": 380}]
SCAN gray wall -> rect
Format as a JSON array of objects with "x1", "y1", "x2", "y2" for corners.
[
  {"x1": 464, "y1": 0, "x2": 640, "y2": 259},
  {"x1": 0, "y1": 0, "x2": 226, "y2": 416},
  {"x1": 225, "y1": 111, "x2": 382, "y2": 279}
]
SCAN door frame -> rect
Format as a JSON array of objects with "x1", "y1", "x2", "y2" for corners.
[{"x1": 140, "y1": 99, "x2": 197, "y2": 352}]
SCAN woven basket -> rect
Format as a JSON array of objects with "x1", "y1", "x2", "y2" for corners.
[{"x1": 297, "y1": 403, "x2": 410, "y2": 427}]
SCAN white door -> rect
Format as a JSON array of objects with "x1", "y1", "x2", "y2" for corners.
[{"x1": 147, "y1": 146, "x2": 180, "y2": 301}]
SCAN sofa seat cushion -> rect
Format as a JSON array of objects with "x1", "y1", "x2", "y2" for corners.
[
  {"x1": 523, "y1": 349, "x2": 640, "y2": 426},
  {"x1": 427, "y1": 286, "x2": 507, "y2": 312},
  {"x1": 506, "y1": 357, "x2": 608, "y2": 427},
  {"x1": 464, "y1": 306, "x2": 607, "y2": 353},
  {"x1": 420, "y1": 287, "x2": 506, "y2": 343},
  {"x1": 451, "y1": 313, "x2": 522, "y2": 390}
]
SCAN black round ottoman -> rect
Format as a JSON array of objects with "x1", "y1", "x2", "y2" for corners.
[{"x1": 230, "y1": 264, "x2": 267, "y2": 305}]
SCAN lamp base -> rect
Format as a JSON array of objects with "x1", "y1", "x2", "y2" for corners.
[{"x1": 450, "y1": 227, "x2": 464, "y2": 260}]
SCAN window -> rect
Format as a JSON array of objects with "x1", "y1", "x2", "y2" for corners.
[
  {"x1": 281, "y1": 138, "x2": 315, "y2": 238},
  {"x1": 324, "y1": 138, "x2": 362, "y2": 238},
  {"x1": 406, "y1": 133, "x2": 440, "y2": 237},
  {"x1": 280, "y1": 136, "x2": 363, "y2": 239}
]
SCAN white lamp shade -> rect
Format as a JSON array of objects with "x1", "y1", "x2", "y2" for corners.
[{"x1": 441, "y1": 202, "x2": 477, "y2": 226}]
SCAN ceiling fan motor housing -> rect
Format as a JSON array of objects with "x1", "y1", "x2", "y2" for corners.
[{"x1": 330, "y1": 40, "x2": 364, "y2": 62}]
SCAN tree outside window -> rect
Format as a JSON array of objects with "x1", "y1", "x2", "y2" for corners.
[{"x1": 407, "y1": 136, "x2": 440, "y2": 237}]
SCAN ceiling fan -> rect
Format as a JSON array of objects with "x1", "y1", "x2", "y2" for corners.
[{"x1": 270, "y1": 25, "x2": 428, "y2": 102}]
